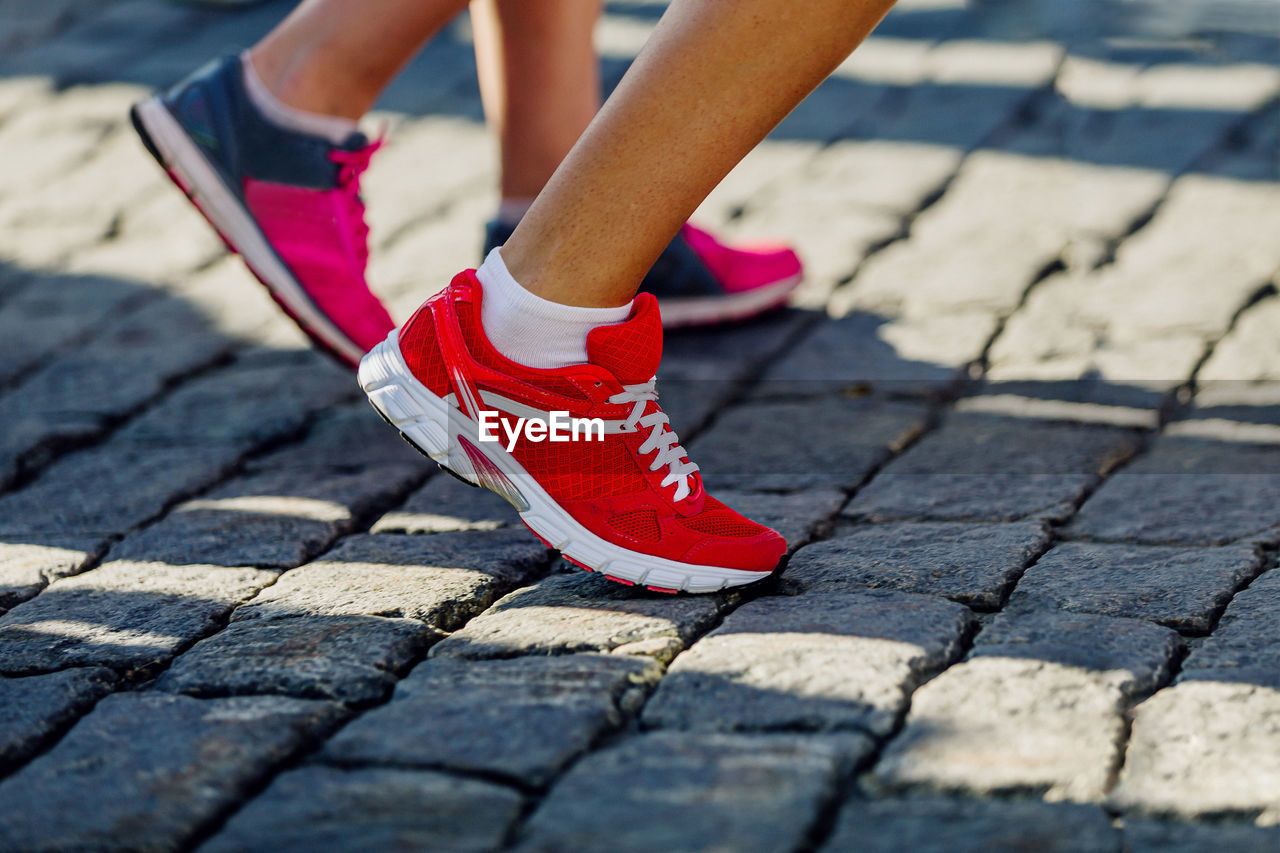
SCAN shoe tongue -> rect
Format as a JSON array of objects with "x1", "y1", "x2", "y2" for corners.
[{"x1": 585, "y1": 293, "x2": 663, "y2": 384}]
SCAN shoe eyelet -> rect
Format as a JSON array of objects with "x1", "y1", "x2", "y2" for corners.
[{"x1": 594, "y1": 381, "x2": 603, "y2": 387}]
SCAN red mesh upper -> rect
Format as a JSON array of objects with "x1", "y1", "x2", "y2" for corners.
[
  {"x1": 586, "y1": 294, "x2": 662, "y2": 384},
  {"x1": 512, "y1": 437, "x2": 648, "y2": 502},
  {"x1": 398, "y1": 303, "x2": 449, "y2": 396},
  {"x1": 679, "y1": 496, "x2": 769, "y2": 538},
  {"x1": 608, "y1": 508, "x2": 663, "y2": 543}
]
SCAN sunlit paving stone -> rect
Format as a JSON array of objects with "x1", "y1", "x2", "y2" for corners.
[
  {"x1": 873, "y1": 609, "x2": 1182, "y2": 802},
  {"x1": 112, "y1": 465, "x2": 422, "y2": 568},
  {"x1": 432, "y1": 571, "x2": 736, "y2": 664},
  {"x1": 0, "y1": 560, "x2": 275, "y2": 675},
  {"x1": 0, "y1": 539, "x2": 99, "y2": 613},
  {"x1": 1110, "y1": 680, "x2": 1280, "y2": 820},
  {"x1": 644, "y1": 589, "x2": 973, "y2": 735},
  {"x1": 231, "y1": 530, "x2": 551, "y2": 630}
]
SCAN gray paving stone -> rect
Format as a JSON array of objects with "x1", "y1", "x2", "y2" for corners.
[
  {"x1": 323, "y1": 654, "x2": 661, "y2": 786},
  {"x1": 643, "y1": 590, "x2": 973, "y2": 736},
  {"x1": 1008, "y1": 542, "x2": 1263, "y2": 633},
  {"x1": 248, "y1": 402, "x2": 429, "y2": 472},
  {"x1": 1124, "y1": 817, "x2": 1280, "y2": 853},
  {"x1": 0, "y1": 274, "x2": 145, "y2": 389},
  {"x1": 0, "y1": 693, "x2": 345, "y2": 852},
  {"x1": 516, "y1": 732, "x2": 870, "y2": 853},
  {"x1": 822, "y1": 796, "x2": 1119, "y2": 852},
  {"x1": 874, "y1": 609, "x2": 1182, "y2": 801},
  {"x1": 0, "y1": 293, "x2": 232, "y2": 486},
  {"x1": 1068, "y1": 437, "x2": 1280, "y2": 546},
  {"x1": 112, "y1": 465, "x2": 422, "y2": 568},
  {"x1": 973, "y1": 608, "x2": 1184, "y2": 699},
  {"x1": 847, "y1": 414, "x2": 1140, "y2": 523},
  {"x1": 201, "y1": 765, "x2": 523, "y2": 853},
  {"x1": 232, "y1": 530, "x2": 550, "y2": 630},
  {"x1": 0, "y1": 443, "x2": 239, "y2": 540},
  {"x1": 1110, "y1": 681, "x2": 1280, "y2": 819},
  {"x1": 0, "y1": 539, "x2": 99, "y2": 613},
  {"x1": 1180, "y1": 570, "x2": 1280, "y2": 688},
  {"x1": 752, "y1": 312, "x2": 965, "y2": 399},
  {"x1": 690, "y1": 396, "x2": 928, "y2": 492},
  {"x1": 157, "y1": 615, "x2": 439, "y2": 705},
  {"x1": 785, "y1": 521, "x2": 1051, "y2": 608},
  {"x1": 0, "y1": 1, "x2": 97, "y2": 53},
  {"x1": 372, "y1": 470, "x2": 516, "y2": 534},
  {"x1": 115, "y1": 356, "x2": 352, "y2": 448},
  {"x1": 432, "y1": 571, "x2": 735, "y2": 663},
  {"x1": 0, "y1": 667, "x2": 115, "y2": 771},
  {"x1": 0, "y1": 561, "x2": 275, "y2": 675}
]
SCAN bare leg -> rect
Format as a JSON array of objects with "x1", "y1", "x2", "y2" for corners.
[
  {"x1": 502, "y1": 0, "x2": 895, "y2": 308},
  {"x1": 472, "y1": 0, "x2": 602, "y2": 201},
  {"x1": 248, "y1": 0, "x2": 469, "y2": 120}
]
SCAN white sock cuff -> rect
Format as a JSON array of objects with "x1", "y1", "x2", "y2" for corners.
[
  {"x1": 476, "y1": 248, "x2": 633, "y2": 369},
  {"x1": 240, "y1": 53, "x2": 360, "y2": 146}
]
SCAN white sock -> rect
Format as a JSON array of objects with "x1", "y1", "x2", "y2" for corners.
[
  {"x1": 477, "y1": 248, "x2": 632, "y2": 369},
  {"x1": 495, "y1": 197, "x2": 535, "y2": 228},
  {"x1": 240, "y1": 53, "x2": 359, "y2": 145}
]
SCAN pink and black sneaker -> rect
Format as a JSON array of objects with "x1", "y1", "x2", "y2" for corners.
[
  {"x1": 358, "y1": 271, "x2": 786, "y2": 592},
  {"x1": 484, "y1": 221, "x2": 803, "y2": 328},
  {"x1": 130, "y1": 55, "x2": 393, "y2": 367}
]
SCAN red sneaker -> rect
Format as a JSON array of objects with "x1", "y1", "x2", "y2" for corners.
[{"x1": 358, "y1": 271, "x2": 786, "y2": 592}]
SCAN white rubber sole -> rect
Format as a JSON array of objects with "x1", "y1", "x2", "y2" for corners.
[
  {"x1": 132, "y1": 96, "x2": 366, "y2": 366},
  {"x1": 659, "y1": 274, "x2": 802, "y2": 328},
  {"x1": 358, "y1": 331, "x2": 771, "y2": 594}
]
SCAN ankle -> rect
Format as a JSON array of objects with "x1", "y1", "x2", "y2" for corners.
[
  {"x1": 241, "y1": 52, "x2": 361, "y2": 144},
  {"x1": 245, "y1": 47, "x2": 366, "y2": 123}
]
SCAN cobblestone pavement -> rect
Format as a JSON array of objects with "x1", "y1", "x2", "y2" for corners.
[{"x1": 2, "y1": 0, "x2": 1280, "y2": 849}]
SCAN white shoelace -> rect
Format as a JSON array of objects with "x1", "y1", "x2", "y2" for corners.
[{"x1": 609, "y1": 379, "x2": 700, "y2": 502}]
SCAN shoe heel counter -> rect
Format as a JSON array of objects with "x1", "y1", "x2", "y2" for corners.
[{"x1": 398, "y1": 301, "x2": 450, "y2": 397}]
